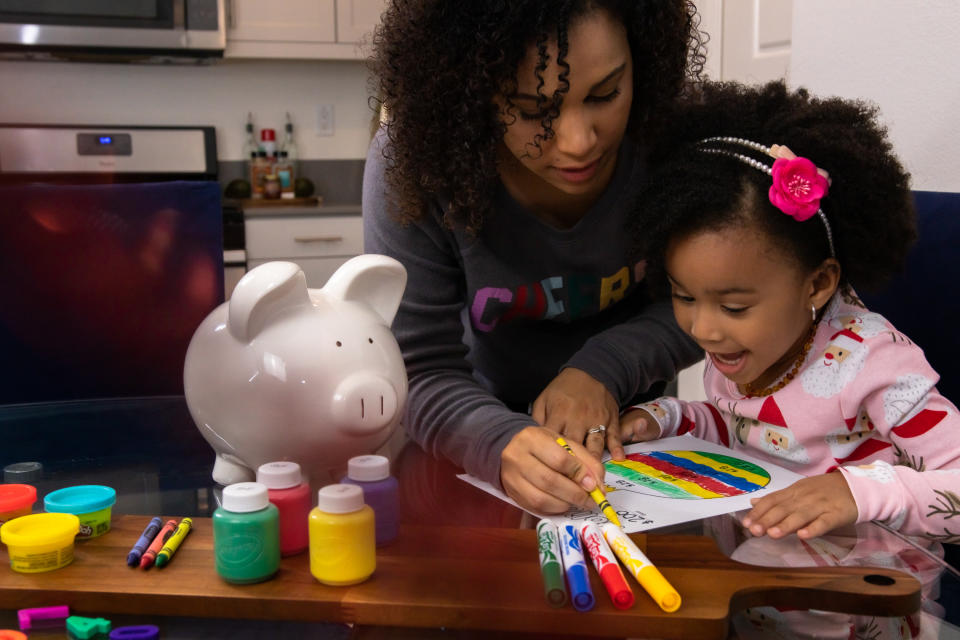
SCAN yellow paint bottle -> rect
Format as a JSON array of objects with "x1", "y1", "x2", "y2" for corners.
[{"x1": 309, "y1": 484, "x2": 375, "y2": 586}]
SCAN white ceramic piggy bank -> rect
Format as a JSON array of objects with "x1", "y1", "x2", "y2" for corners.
[{"x1": 183, "y1": 254, "x2": 408, "y2": 486}]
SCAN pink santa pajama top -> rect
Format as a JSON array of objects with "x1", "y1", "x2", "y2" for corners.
[{"x1": 633, "y1": 292, "x2": 960, "y2": 541}]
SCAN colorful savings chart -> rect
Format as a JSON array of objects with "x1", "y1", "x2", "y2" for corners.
[{"x1": 458, "y1": 434, "x2": 805, "y2": 533}]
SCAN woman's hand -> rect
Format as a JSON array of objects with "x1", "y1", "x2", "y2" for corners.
[
  {"x1": 741, "y1": 472, "x2": 859, "y2": 539},
  {"x1": 617, "y1": 407, "x2": 661, "y2": 444},
  {"x1": 531, "y1": 368, "x2": 626, "y2": 460},
  {"x1": 500, "y1": 425, "x2": 608, "y2": 515}
]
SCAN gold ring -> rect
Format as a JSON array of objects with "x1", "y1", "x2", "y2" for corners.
[{"x1": 587, "y1": 425, "x2": 606, "y2": 435}]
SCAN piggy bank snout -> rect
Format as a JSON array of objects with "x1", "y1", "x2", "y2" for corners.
[{"x1": 331, "y1": 373, "x2": 400, "y2": 435}]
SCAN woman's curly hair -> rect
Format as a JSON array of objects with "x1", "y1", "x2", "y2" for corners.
[
  {"x1": 369, "y1": 0, "x2": 705, "y2": 232},
  {"x1": 630, "y1": 80, "x2": 916, "y2": 294}
]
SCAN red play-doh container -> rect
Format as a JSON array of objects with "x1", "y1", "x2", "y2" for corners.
[{"x1": 0, "y1": 484, "x2": 37, "y2": 526}]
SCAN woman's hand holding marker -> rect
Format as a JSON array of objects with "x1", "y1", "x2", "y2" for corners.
[{"x1": 556, "y1": 437, "x2": 621, "y2": 527}]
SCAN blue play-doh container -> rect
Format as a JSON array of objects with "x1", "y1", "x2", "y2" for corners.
[{"x1": 44, "y1": 485, "x2": 116, "y2": 539}]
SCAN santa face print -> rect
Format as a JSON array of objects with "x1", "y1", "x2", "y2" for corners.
[
  {"x1": 823, "y1": 343, "x2": 852, "y2": 365},
  {"x1": 665, "y1": 227, "x2": 817, "y2": 392},
  {"x1": 825, "y1": 407, "x2": 875, "y2": 459}
]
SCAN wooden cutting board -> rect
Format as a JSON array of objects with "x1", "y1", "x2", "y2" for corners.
[{"x1": 0, "y1": 515, "x2": 920, "y2": 639}]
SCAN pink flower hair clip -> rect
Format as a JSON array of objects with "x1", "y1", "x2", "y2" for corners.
[
  {"x1": 697, "y1": 136, "x2": 837, "y2": 258},
  {"x1": 768, "y1": 144, "x2": 831, "y2": 222}
]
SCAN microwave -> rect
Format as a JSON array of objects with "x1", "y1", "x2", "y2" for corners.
[{"x1": 0, "y1": 0, "x2": 225, "y2": 61}]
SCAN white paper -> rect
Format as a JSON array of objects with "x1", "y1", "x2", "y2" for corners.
[{"x1": 457, "y1": 434, "x2": 805, "y2": 533}]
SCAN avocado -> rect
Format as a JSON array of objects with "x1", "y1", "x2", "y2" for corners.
[
  {"x1": 294, "y1": 177, "x2": 315, "y2": 198},
  {"x1": 224, "y1": 178, "x2": 251, "y2": 199}
]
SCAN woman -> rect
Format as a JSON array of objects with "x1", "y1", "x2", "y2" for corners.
[{"x1": 363, "y1": 0, "x2": 704, "y2": 514}]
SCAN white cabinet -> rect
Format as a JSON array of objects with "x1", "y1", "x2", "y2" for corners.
[
  {"x1": 336, "y1": 0, "x2": 386, "y2": 43},
  {"x1": 225, "y1": 0, "x2": 385, "y2": 60},
  {"x1": 244, "y1": 213, "x2": 363, "y2": 288}
]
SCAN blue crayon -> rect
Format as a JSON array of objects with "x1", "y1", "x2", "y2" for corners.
[
  {"x1": 126, "y1": 516, "x2": 163, "y2": 567},
  {"x1": 558, "y1": 521, "x2": 595, "y2": 612}
]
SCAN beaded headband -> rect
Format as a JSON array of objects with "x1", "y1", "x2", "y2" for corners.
[{"x1": 697, "y1": 136, "x2": 837, "y2": 259}]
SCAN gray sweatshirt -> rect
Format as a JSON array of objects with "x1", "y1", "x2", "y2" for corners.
[{"x1": 363, "y1": 129, "x2": 702, "y2": 487}]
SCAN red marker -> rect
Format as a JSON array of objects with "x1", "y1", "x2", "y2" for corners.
[
  {"x1": 139, "y1": 519, "x2": 177, "y2": 569},
  {"x1": 580, "y1": 522, "x2": 635, "y2": 609}
]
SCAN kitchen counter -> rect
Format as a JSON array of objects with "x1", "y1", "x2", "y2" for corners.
[{"x1": 240, "y1": 203, "x2": 362, "y2": 219}]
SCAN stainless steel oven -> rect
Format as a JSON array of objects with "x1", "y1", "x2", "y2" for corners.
[
  {"x1": 0, "y1": 0, "x2": 224, "y2": 61},
  {"x1": 0, "y1": 123, "x2": 228, "y2": 405}
]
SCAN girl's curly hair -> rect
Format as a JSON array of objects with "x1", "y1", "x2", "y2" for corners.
[
  {"x1": 369, "y1": 0, "x2": 705, "y2": 232},
  {"x1": 630, "y1": 80, "x2": 916, "y2": 294}
]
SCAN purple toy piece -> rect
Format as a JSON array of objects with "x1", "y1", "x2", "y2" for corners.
[
  {"x1": 17, "y1": 605, "x2": 69, "y2": 631},
  {"x1": 109, "y1": 625, "x2": 160, "y2": 640}
]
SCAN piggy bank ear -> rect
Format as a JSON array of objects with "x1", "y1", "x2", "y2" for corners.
[
  {"x1": 228, "y1": 261, "x2": 310, "y2": 342},
  {"x1": 322, "y1": 254, "x2": 407, "y2": 325}
]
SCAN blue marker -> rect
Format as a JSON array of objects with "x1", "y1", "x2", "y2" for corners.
[
  {"x1": 558, "y1": 521, "x2": 595, "y2": 612},
  {"x1": 126, "y1": 516, "x2": 163, "y2": 566}
]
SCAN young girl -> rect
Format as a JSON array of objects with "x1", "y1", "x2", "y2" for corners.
[
  {"x1": 621, "y1": 81, "x2": 960, "y2": 544},
  {"x1": 365, "y1": 1, "x2": 705, "y2": 515}
]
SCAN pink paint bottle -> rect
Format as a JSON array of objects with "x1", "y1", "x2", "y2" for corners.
[
  {"x1": 340, "y1": 455, "x2": 399, "y2": 546},
  {"x1": 256, "y1": 461, "x2": 310, "y2": 556}
]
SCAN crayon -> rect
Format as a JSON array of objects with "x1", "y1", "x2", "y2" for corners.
[
  {"x1": 126, "y1": 517, "x2": 163, "y2": 567},
  {"x1": 602, "y1": 523, "x2": 681, "y2": 612},
  {"x1": 154, "y1": 517, "x2": 193, "y2": 568},
  {"x1": 580, "y1": 522, "x2": 635, "y2": 610},
  {"x1": 535, "y1": 519, "x2": 568, "y2": 608},
  {"x1": 555, "y1": 437, "x2": 621, "y2": 527},
  {"x1": 558, "y1": 521, "x2": 595, "y2": 612},
  {"x1": 139, "y1": 519, "x2": 177, "y2": 569}
]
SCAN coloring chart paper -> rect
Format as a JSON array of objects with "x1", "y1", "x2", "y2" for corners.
[{"x1": 458, "y1": 434, "x2": 805, "y2": 533}]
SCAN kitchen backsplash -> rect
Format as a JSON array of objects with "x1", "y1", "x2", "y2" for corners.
[{"x1": 218, "y1": 159, "x2": 365, "y2": 205}]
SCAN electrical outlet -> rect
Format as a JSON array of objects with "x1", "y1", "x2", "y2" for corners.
[{"x1": 316, "y1": 104, "x2": 335, "y2": 137}]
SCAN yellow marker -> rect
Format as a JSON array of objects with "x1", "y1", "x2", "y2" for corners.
[
  {"x1": 555, "y1": 437, "x2": 621, "y2": 527},
  {"x1": 601, "y1": 523, "x2": 681, "y2": 612},
  {"x1": 154, "y1": 517, "x2": 193, "y2": 568}
]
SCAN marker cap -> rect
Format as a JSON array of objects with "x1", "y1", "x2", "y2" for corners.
[
  {"x1": 316, "y1": 484, "x2": 364, "y2": 514},
  {"x1": 221, "y1": 482, "x2": 270, "y2": 512},
  {"x1": 346, "y1": 455, "x2": 390, "y2": 482},
  {"x1": 256, "y1": 461, "x2": 303, "y2": 489}
]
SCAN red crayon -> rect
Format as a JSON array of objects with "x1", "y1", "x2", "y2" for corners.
[
  {"x1": 140, "y1": 519, "x2": 178, "y2": 569},
  {"x1": 580, "y1": 522, "x2": 635, "y2": 609}
]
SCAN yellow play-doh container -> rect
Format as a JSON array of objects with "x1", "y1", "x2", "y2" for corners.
[
  {"x1": 44, "y1": 485, "x2": 116, "y2": 539},
  {"x1": 0, "y1": 512, "x2": 80, "y2": 573}
]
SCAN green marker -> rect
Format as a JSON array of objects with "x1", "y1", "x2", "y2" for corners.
[
  {"x1": 155, "y1": 517, "x2": 193, "y2": 568},
  {"x1": 535, "y1": 519, "x2": 568, "y2": 607}
]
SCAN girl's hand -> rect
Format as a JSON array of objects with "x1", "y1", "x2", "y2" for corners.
[
  {"x1": 500, "y1": 425, "x2": 608, "y2": 514},
  {"x1": 531, "y1": 368, "x2": 625, "y2": 460},
  {"x1": 617, "y1": 408, "x2": 661, "y2": 444},
  {"x1": 741, "y1": 472, "x2": 859, "y2": 539}
]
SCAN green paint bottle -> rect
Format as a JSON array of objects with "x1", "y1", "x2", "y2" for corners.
[{"x1": 213, "y1": 482, "x2": 280, "y2": 584}]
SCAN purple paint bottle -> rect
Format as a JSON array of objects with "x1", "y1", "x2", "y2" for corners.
[{"x1": 340, "y1": 455, "x2": 398, "y2": 546}]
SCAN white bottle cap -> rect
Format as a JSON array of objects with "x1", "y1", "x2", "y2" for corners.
[
  {"x1": 316, "y1": 484, "x2": 364, "y2": 514},
  {"x1": 347, "y1": 455, "x2": 390, "y2": 482},
  {"x1": 256, "y1": 461, "x2": 302, "y2": 489},
  {"x1": 222, "y1": 482, "x2": 270, "y2": 513}
]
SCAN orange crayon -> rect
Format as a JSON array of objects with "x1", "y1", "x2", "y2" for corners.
[{"x1": 139, "y1": 519, "x2": 177, "y2": 569}]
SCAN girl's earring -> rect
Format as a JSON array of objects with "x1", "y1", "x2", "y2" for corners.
[{"x1": 811, "y1": 305, "x2": 817, "y2": 322}]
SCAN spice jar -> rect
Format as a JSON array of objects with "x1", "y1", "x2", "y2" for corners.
[{"x1": 263, "y1": 174, "x2": 281, "y2": 199}]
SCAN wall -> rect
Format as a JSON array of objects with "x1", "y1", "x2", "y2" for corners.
[
  {"x1": 790, "y1": 0, "x2": 959, "y2": 192},
  {"x1": 0, "y1": 58, "x2": 375, "y2": 161}
]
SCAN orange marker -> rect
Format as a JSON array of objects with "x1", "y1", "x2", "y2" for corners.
[{"x1": 139, "y1": 519, "x2": 177, "y2": 569}]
